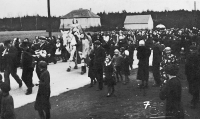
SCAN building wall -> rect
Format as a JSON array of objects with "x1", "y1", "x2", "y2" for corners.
[
  {"x1": 124, "y1": 24, "x2": 149, "y2": 30},
  {"x1": 148, "y1": 16, "x2": 154, "y2": 29},
  {"x1": 60, "y1": 18, "x2": 101, "y2": 29}
]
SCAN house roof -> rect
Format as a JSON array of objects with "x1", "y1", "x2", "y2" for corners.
[
  {"x1": 124, "y1": 15, "x2": 152, "y2": 24},
  {"x1": 61, "y1": 8, "x2": 100, "y2": 19}
]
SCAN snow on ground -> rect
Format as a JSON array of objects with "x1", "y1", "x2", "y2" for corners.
[{"x1": 0, "y1": 50, "x2": 153, "y2": 108}]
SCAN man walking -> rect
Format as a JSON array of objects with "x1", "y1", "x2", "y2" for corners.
[
  {"x1": 3, "y1": 40, "x2": 23, "y2": 89},
  {"x1": 93, "y1": 40, "x2": 106, "y2": 91}
]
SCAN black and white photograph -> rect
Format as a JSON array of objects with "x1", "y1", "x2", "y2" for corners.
[{"x1": 0, "y1": 0, "x2": 200, "y2": 118}]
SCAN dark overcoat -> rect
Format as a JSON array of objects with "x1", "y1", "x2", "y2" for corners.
[
  {"x1": 122, "y1": 56, "x2": 130, "y2": 75},
  {"x1": 137, "y1": 46, "x2": 151, "y2": 81},
  {"x1": 104, "y1": 62, "x2": 115, "y2": 86},
  {"x1": 34, "y1": 69, "x2": 51, "y2": 111},
  {"x1": 185, "y1": 52, "x2": 199, "y2": 95},
  {"x1": 159, "y1": 77, "x2": 184, "y2": 119}
]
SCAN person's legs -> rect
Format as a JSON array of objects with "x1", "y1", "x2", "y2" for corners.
[
  {"x1": 152, "y1": 63, "x2": 161, "y2": 86},
  {"x1": 96, "y1": 67, "x2": 103, "y2": 90},
  {"x1": 107, "y1": 86, "x2": 111, "y2": 97},
  {"x1": 38, "y1": 110, "x2": 45, "y2": 119},
  {"x1": 10, "y1": 67, "x2": 22, "y2": 87},
  {"x1": 4, "y1": 66, "x2": 11, "y2": 88},
  {"x1": 45, "y1": 108, "x2": 51, "y2": 119}
]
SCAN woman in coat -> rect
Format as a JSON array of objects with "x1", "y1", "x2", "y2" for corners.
[
  {"x1": 34, "y1": 61, "x2": 51, "y2": 119},
  {"x1": 137, "y1": 40, "x2": 151, "y2": 88},
  {"x1": 88, "y1": 50, "x2": 97, "y2": 87},
  {"x1": 122, "y1": 50, "x2": 130, "y2": 85}
]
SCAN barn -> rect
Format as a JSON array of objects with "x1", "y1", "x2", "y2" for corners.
[
  {"x1": 124, "y1": 15, "x2": 153, "y2": 30},
  {"x1": 60, "y1": 8, "x2": 101, "y2": 30}
]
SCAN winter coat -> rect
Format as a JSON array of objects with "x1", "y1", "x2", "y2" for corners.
[
  {"x1": 34, "y1": 69, "x2": 51, "y2": 111},
  {"x1": 185, "y1": 52, "x2": 200, "y2": 95},
  {"x1": 137, "y1": 46, "x2": 151, "y2": 66},
  {"x1": 104, "y1": 62, "x2": 115, "y2": 86},
  {"x1": 88, "y1": 52, "x2": 95, "y2": 78},
  {"x1": 159, "y1": 77, "x2": 184, "y2": 119},
  {"x1": 137, "y1": 46, "x2": 151, "y2": 81},
  {"x1": 152, "y1": 45, "x2": 162, "y2": 65},
  {"x1": 93, "y1": 46, "x2": 106, "y2": 69},
  {"x1": 112, "y1": 54, "x2": 123, "y2": 67},
  {"x1": 122, "y1": 56, "x2": 130, "y2": 75},
  {"x1": 4, "y1": 46, "x2": 19, "y2": 69},
  {"x1": 1, "y1": 93, "x2": 15, "y2": 119}
]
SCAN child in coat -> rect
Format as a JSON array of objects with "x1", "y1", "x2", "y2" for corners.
[
  {"x1": 0, "y1": 81, "x2": 15, "y2": 119},
  {"x1": 104, "y1": 56, "x2": 115, "y2": 97}
]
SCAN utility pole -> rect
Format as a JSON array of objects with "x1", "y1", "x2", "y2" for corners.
[
  {"x1": 36, "y1": 15, "x2": 38, "y2": 30},
  {"x1": 194, "y1": 1, "x2": 197, "y2": 27},
  {"x1": 47, "y1": 0, "x2": 52, "y2": 37}
]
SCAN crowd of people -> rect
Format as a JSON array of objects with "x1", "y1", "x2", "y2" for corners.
[{"x1": 0, "y1": 27, "x2": 199, "y2": 118}]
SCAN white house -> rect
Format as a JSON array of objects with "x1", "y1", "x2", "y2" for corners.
[
  {"x1": 60, "y1": 8, "x2": 101, "y2": 30},
  {"x1": 124, "y1": 15, "x2": 153, "y2": 30}
]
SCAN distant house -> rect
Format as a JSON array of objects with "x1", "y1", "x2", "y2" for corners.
[
  {"x1": 124, "y1": 15, "x2": 153, "y2": 30},
  {"x1": 60, "y1": 8, "x2": 101, "y2": 30}
]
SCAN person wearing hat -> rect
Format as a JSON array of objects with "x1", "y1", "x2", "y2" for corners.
[
  {"x1": 122, "y1": 50, "x2": 130, "y2": 84},
  {"x1": 0, "y1": 82, "x2": 15, "y2": 119},
  {"x1": 34, "y1": 61, "x2": 51, "y2": 119},
  {"x1": 111, "y1": 49, "x2": 123, "y2": 83},
  {"x1": 127, "y1": 39, "x2": 136, "y2": 70},
  {"x1": 88, "y1": 50, "x2": 97, "y2": 88},
  {"x1": 0, "y1": 42, "x2": 5, "y2": 72},
  {"x1": 137, "y1": 40, "x2": 151, "y2": 88},
  {"x1": 152, "y1": 39, "x2": 162, "y2": 87},
  {"x1": 160, "y1": 47, "x2": 179, "y2": 81},
  {"x1": 104, "y1": 55, "x2": 115, "y2": 97},
  {"x1": 118, "y1": 30, "x2": 127, "y2": 49},
  {"x1": 159, "y1": 64, "x2": 184, "y2": 119},
  {"x1": 3, "y1": 40, "x2": 23, "y2": 89},
  {"x1": 34, "y1": 36, "x2": 49, "y2": 79},
  {"x1": 185, "y1": 45, "x2": 199, "y2": 109},
  {"x1": 20, "y1": 39, "x2": 35, "y2": 95},
  {"x1": 93, "y1": 40, "x2": 106, "y2": 91}
]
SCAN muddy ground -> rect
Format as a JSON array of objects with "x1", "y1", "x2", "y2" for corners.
[{"x1": 15, "y1": 65, "x2": 200, "y2": 119}]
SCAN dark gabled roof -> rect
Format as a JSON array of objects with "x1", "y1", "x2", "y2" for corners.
[
  {"x1": 61, "y1": 8, "x2": 100, "y2": 19},
  {"x1": 124, "y1": 15, "x2": 152, "y2": 24}
]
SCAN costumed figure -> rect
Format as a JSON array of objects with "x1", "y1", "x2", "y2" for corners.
[{"x1": 160, "y1": 47, "x2": 179, "y2": 82}]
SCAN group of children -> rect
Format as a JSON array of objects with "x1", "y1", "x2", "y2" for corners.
[{"x1": 88, "y1": 47, "x2": 131, "y2": 97}]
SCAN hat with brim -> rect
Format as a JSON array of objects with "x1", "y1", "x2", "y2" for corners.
[
  {"x1": 38, "y1": 61, "x2": 48, "y2": 69},
  {"x1": 165, "y1": 64, "x2": 179, "y2": 76},
  {"x1": 94, "y1": 40, "x2": 101, "y2": 45}
]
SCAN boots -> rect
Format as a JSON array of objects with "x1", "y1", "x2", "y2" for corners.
[
  {"x1": 81, "y1": 66, "x2": 87, "y2": 75},
  {"x1": 25, "y1": 87, "x2": 32, "y2": 95}
]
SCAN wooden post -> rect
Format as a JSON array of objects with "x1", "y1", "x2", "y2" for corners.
[{"x1": 47, "y1": 0, "x2": 52, "y2": 37}]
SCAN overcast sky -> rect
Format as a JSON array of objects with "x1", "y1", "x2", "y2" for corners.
[{"x1": 0, "y1": 0, "x2": 199, "y2": 18}]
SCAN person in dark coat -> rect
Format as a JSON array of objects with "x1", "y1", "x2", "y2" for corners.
[
  {"x1": 3, "y1": 40, "x2": 23, "y2": 89},
  {"x1": 34, "y1": 37, "x2": 49, "y2": 79},
  {"x1": 185, "y1": 45, "x2": 199, "y2": 108},
  {"x1": 93, "y1": 40, "x2": 106, "y2": 91},
  {"x1": 104, "y1": 56, "x2": 115, "y2": 97},
  {"x1": 122, "y1": 50, "x2": 130, "y2": 85},
  {"x1": 88, "y1": 50, "x2": 97, "y2": 87},
  {"x1": 137, "y1": 40, "x2": 151, "y2": 88},
  {"x1": 127, "y1": 40, "x2": 135, "y2": 70},
  {"x1": 160, "y1": 64, "x2": 184, "y2": 119},
  {"x1": 0, "y1": 82, "x2": 15, "y2": 119},
  {"x1": 0, "y1": 43, "x2": 5, "y2": 72},
  {"x1": 21, "y1": 40, "x2": 35, "y2": 95},
  {"x1": 152, "y1": 39, "x2": 162, "y2": 87},
  {"x1": 34, "y1": 61, "x2": 51, "y2": 119},
  {"x1": 112, "y1": 49, "x2": 123, "y2": 83}
]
